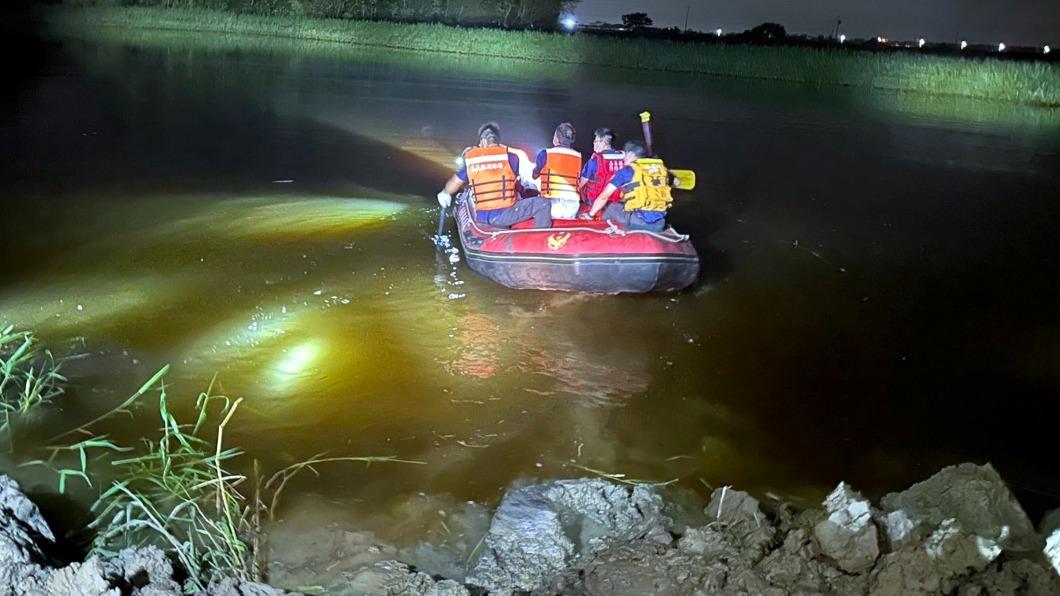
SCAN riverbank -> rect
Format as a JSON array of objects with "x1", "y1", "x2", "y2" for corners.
[
  {"x1": 48, "y1": 6, "x2": 1060, "y2": 106},
  {"x1": 3, "y1": 464, "x2": 1059, "y2": 594}
]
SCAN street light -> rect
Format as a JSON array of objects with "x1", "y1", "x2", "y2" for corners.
[
  {"x1": 918, "y1": 38, "x2": 926, "y2": 48},
  {"x1": 960, "y1": 40, "x2": 968, "y2": 50},
  {"x1": 998, "y1": 42, "x2": 1006, "y2": 52},
  {"x1": 716, "y1": 28, "x2": 723, "y2": 37},
  {"x1": 561, "y1": 17, "x2": 577, "y2": 31},
  {"x1": 839, "y1": 34, "x2": 846, "y2": 44}
]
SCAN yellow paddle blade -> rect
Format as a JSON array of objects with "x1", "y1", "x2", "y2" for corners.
[{"x1": 671, "y1": 169, "x2": 697, "y2": 191}]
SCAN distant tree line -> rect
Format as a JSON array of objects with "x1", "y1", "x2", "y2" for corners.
[{"x1": 70, "y1": 0, "x2": 579, "y2": 28}]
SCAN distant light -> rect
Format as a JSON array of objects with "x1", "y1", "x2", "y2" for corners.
[
  {"x1": 839, "y1": 34, "x2": 846, "y2": 44},
  {"x1": 998, "y1": 42, "x2": 1006, "y2": 52},
  {"x1": 918, "y1": 38, "x2": 926, "y2": 48},
  {"x1": 715, "y1": 28, "x2": 723, "y2": 37},
  {"x1": 1046, "y1": 45, "x2": 1052, "y2": 55},
  {"x1": 960, "y1": 40, "x2": 968, "y2": 50},
  {"x1": 877, "y1": 36, "x2": 888, "y2": 44},
  {"x1": 561, "y1": 17, "x2": 577, "y2": 31}
]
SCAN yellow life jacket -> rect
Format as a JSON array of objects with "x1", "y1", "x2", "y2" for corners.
[{"x1": 621, "y1": 158, "x2": 673, "y2": 213}]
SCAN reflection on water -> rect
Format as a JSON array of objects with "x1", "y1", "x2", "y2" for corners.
[{"x1": 3, "y1": 31, "x2": 1060, "y2": 580}]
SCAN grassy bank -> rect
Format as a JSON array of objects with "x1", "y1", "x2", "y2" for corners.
[{"x1": 49, "y1": 6, "x2": 1060, "y2": 106}]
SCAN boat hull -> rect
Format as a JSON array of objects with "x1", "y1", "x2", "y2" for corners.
[{"x1": 455, "y1": 200, "x2": 699, "y2": 294}]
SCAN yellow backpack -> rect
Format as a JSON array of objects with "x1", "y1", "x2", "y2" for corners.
[{"x1": 621, "y1": 159, "x2": 673, "y2": 213}]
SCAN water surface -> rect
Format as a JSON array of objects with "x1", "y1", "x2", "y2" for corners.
[{"x1": 3, "y1": 32, "x2": 1060, "y2": 577}]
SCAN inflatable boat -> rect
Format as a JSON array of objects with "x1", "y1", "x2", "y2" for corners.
[{"x1": 454, "y1": 197, "x2": 699, "y2": 294}]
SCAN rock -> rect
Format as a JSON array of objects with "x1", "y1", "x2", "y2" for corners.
[
  {"x1": 101, "y1": 546, "x2": 181, "y2": 595},
  {"x1": 869, "y1": 518, "x2": 1001, "y2": 595},
  {"x1": 466, "y1": 479, "x2": 670, "y2": 592},
  {"x1": 813, "y1": 482, "x2": 880, "y2": 573},
  {"x1": 206, "y1": 577, "x2": 289, "y2": 596},
  {"x1": 754, "y1": 527, "x2": 865, "y2": 594},
  {"x1": 0, "y1": 475, "x2": 55, "y2": 595},
  {"x1": 45, "y1": 557, "x2": 119, "y2": 596},
  {"x1": 1040, "y1": 509, "x2": 1060, "y2": 537},
  {"x1": 959, "y1": 558, "x2": 1060, "y2": 595},
  {"x1": 880, "y1": 463, "x2": 1039, "y2": 552},
  {"x1": 540, "y1": 486, "x2": 782, "y2": 595},
  {"x1": 536, "y1": 539, "x2": 760, "y2": 596},
  {"x1": 698, "y1": 486, "x2": 776, "y2": 561},
  {"x1": 1045, "y1": 529, "x2": 1060, "y2": 576},
  {"x1": 345, "y1": 560, "x2": 468, "y2": 596}
]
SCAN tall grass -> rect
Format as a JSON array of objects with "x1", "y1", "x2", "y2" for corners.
[
  {"x1": 4, "y1": 327, "x2": 423, "y2": 589},
  {"x1": 0, "y1": 325, "x2": 66, "y2": 449},
  {"x1": 79, "y1": 376, "x2": 421, "y2": 589},
  {"x1": 49, "y1": 6, "x2": 1060, "y2": 106}
]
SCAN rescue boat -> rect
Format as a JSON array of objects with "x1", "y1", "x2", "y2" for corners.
[{"x1": 454, "y1": 196, "x2": 700, "y2": 294}]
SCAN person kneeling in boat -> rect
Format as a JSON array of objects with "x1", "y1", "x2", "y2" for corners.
[
  {"x1": 580, "y1": 140, "x2": 673, "y2": 232},
  {"x1": 437, "y1": 123, "x2": 552, "y2": 229},
  {"x1": 578, "y1": 127, "x2": 625, "y2": 214},
  {"x1": 533, "y1": 122, "x2": 583, "y2": 220}
]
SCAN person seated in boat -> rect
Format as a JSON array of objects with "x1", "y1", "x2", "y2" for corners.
[
  {"x1": 578, "y1": 127, "x2": 625, "y2": 213},
  {"x1": 437, "y1": 123, "x2": 552, "y2": 229},
  {"x1": 532, "y1": 122, "x2": 583, "y2": 220},
  {"x1": 580, "y1": 140, "x2": 673, "y2": 232}
]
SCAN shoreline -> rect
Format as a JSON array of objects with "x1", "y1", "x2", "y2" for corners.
[
  {"x1": 47, "y1": 6, "x2": 1060, "y2": 107},
  {"x1": 3, "y1": 463, "x2": 1059, "y2": 594}
]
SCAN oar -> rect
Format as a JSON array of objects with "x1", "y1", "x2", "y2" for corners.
[
  {"x1": 639, "y1": 110, "x2": 696, "y2": 191},
  {"x1": 433, "y1": 205, "x2": 451, "y2": 249},
  {"x1": 640, "y1": 111, "x2": 655, "y2": 156},
  {"x1": 670, "y1": 169, "x2": 697, "y2": 190}
]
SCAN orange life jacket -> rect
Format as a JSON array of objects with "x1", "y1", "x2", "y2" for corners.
[
  {"x1": 465, "y1": 145, "x2": 518, "y2": 211},
  {"x1": 538, "y1": 147, "x2": 582, "y2": 202}
]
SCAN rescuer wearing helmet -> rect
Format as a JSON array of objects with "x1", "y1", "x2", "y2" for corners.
[
  {"x1": 437, "y1": 123, "x2": 552, "y2": 229},
  {"x1": 578, "y1": 128, "x2": 625, "y2": 212},
  {"x1": 580, "y1": 140, "x2": 673, "y2": 232},
  {"x1": 532, "y1": 122, "x2": 583, "y2": 220}
]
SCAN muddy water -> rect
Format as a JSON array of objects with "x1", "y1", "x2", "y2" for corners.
[{"x1": 3, "y1": 33, "x2": 1060, "y2": 570}]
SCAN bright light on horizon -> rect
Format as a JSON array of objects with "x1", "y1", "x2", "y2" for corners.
[
  {"x1": 918, "y1": 38, "x2": 926, "y2": 48},
  {"x1": 715, "y1": 28, "x2": 723, "y2": 37},
  {"x1": 839, "y1": 34, "x2": 846, "y2": 43},
  {"x1": 961, "y1": 40, "x2": 968, "y2": 50},
  {"x1": 561, "y1": 16, "x2": 577, "y2": 31},
  {"x1": 1046, "y1": 45, "x2": 1052, "y2": 54},
  {"x1": 998, "y1": 42, "x2": 1006, "y2": 52}
]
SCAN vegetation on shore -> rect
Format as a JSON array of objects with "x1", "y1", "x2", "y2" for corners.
[
  {"x1": 50, "y1": 6, "x2": 1060, "y2": 106},
  {"x1": 1, "y1": 327, "x2": 419, "y2": 589}
]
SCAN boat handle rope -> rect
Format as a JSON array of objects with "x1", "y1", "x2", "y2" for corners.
[{"x1": 461, "y1": 199, "x2": 690, "y2": 244}]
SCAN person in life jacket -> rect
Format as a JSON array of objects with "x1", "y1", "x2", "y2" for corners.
[
  {"x1": 581, "y1": 140, "x2": 673, "y2": 232},
  {"x1": 578, "y1": 128, "x2": 625, "y2": 210},
  {"x1": 532, "y1": 122, "x2": 583, "y2": 220},
  {"x1": 437, "y1": 122, "x2": 552, "y2": 229}
]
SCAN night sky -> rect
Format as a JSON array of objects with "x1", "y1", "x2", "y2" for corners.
[{"x1": 576, "y1": 0, "x2": 1060, "y2": 45}]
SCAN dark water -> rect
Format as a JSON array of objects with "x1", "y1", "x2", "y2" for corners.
[{"x1": 3, "y1": 31, "x2": 1060, "y2": 572}]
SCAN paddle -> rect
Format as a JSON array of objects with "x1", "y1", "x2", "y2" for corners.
[
  {"x1": 640, "y1": 110, "x2": 696, "y2": 191},
  {"x1": 433, "y1": 205, "x2": 450, "y2": 249},
  {"x1": 670, "y1": 169, "x2": 697, "y2": 190}
]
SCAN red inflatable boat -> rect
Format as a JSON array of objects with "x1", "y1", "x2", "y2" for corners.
[{"x1": 454, "y1": 197, "x2": 699, "y2": 293}]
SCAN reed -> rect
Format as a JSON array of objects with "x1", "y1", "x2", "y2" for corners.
[
  {"x1": 5, "y1": 328, "x2": 422, "y2": 589},
  {"x1": 0, "y1": 325, "x2": 67, "y2": 449}
]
